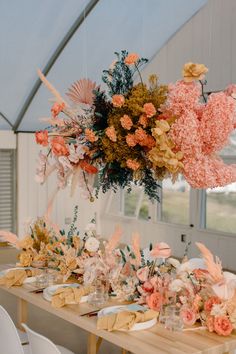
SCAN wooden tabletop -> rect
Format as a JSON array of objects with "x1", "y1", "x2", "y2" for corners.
[{"x1": 0, "y1": 265, "x2": 236, "y2": 354}]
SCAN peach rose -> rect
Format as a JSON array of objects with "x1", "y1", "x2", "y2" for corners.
[
  {"x1": 204, "y1": 296, "x2": 221, "y2": 313},
  {"x1": 120, "y1": 114, "x2": 133, "y2": 130},
  {"x1": 112, "y1": 94, "x2": 125, "y2": 107},
  {"x1": 143, "y1": 103, "x2": 156, "y2": 118},
  {"x1": 214, "y1": 316, "x2": 233, "y2": 336},
  {"x1": 126, "y1": 134, "x2": 137, "y2": 147},
  {"x1": 35, "y1": 130, "x2": 48, "y2": 146},
  {"x1": 182, "y1": 62, "x2": 208, "y2": 82},
  {"x1": 180, "y1": 308, "x2": 197, "y2": 326},
  {"x1": 146, "y1": 292, "x2": 162, "y2": 311},
  {"x1": 126, "y1": 159, "x2": 140, "y2": 171},
  {"x1": 138, "y1": 114, "x2": 148, "y2": 128},
  {"x1": 51, "y1": 136, "x2": 69, "y2": 156},
  {"x1": 150, "y1": 242, "x2": 171, "y2": 259},
  {"x1": 85, "y1": 128, "x2": 98, "y2": 143},
  {"x1": 51, "y1": 102, "x2": 65, "y2": 117},
  {"x1": 105, "y1": 126, "x2": 117, "y2": 142},
  {"x1": 124, "y1": 53, "x2": 139, "y2": 65},
  {"x1": 137, "y1": 266, "x2": 149, "y2": 282},
  {"x1": 206, "y1": 316, "x2": 214, "y2": 332}
]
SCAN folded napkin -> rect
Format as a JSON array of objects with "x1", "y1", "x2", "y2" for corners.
[
  {"x1": 0, "y1": 268, "x2": 41, "y2": 288},
  {"x1": 97, "y1": 309, "x2": 158, "y2": 331},
  {"x1": 51, "y1": 286, "x2": 92, "y2": 308}
]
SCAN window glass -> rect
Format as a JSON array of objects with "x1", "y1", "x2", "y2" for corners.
[
  {"x1": 220, "y1": 131, "x2": 236, "y2": 156},
  {"x1": 124, "y1": 185, "x2": 150, "y2": 220},
  {"x1": 206, "y1": 183, "x2": 236, "y2": 234},
  {"x1": 161, "y1": 176, "x2": 189, "y2": 225}
]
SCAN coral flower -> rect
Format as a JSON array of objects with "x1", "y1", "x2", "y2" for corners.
[
  {"x1": 51, "y1": 136, "x2": 69, "y2": 156},
  {"x1": 80, "y1": 160, "x2": 98, "y2": 174},
  {"x1": 182, "y1": 62, "x2": 208, "y2": 82},
  {"x1": 112, "y1": 94, "x2": 125, "y2": 107},
  {"x1": 143, "y1": 103, "x2": 156, "y2": 117},
  {"x1": 204, "y1": 296, "x2": 221, "y2": 313},
  {"x1": 124, "y1": 53, "x2": 139, "y2": 65},
  {"x1": 120, "y1": 114, "x2": 133, "y2": 130},
  {"x1": 126, "y1": 159, "x2": 140, "y2": 171},
  {"x1": 35, "y1": 130, "x2": 48, "y2": 147},
  {"x1": 105, "y1": 126, "x2": 117, "y2": 142},
  {"x1": 51, "y1": 102, "x2": 65, "y2": 118},
  {"x1": 85, "y1": 128, "x2": 98, "y2": 143},
  {"x1": 214, "y1": 316, "x2": 233, "y2": 336},
  {"x1": 146, "y1": 292, "x2": 163, "y2": 311},
  {"x1": 126, "y1": 134, "x2": 137, "y2": 147},
  {"x1": 138, "y1": 114, "x2": 148, "y2": 128},
  {"x1": 180, "y1": 308, "x2": 197, "y2": 326}
]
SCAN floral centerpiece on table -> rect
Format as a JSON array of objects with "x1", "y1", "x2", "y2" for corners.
[{"x1": 35, "y1": 50, "x2": 236, "y2": 201}]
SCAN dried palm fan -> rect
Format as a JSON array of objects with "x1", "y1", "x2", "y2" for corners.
[{"x1": 66, "y1": 79, "x2": 97, "y2": 106}]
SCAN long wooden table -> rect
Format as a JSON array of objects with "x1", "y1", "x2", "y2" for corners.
[{"x1": 1, "y1": 266, "x2": 236, "y2": 354}]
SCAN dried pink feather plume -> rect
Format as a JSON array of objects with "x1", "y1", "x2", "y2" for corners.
[
  {"x1": 105, "y1": 226, "x2": 122, "y2": 253},
  {"x1": 37, "y1": 69, "x2": 67, "y2": 106},
  {"x1": 196, "y1": 242, "x2": 223, "y2": 283},
  {"x1": 0, "y1": 231, "x2": 20, "y2": 249},
  {"x1": 131, "y1": 232, "x2": 141, "y2": 267}
]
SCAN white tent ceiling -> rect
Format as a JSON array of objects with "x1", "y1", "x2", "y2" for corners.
[{"x1": 0, "y1": 0, "x2": 207, "y2": 131}]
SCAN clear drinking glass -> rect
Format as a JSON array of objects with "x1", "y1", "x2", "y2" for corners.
[
  {"x1": 164, "y1": 305, "x2": 184, "y2": 331},
  {"x1": 88, "y1": 278, "x2": 107, "y2": 307}
]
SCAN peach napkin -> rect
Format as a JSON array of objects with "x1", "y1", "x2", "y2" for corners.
[
  {"x1": 97, "y1": 309, "x2": 158, "y2": 331},
  {"x1": 51, "y1": 286, "x2": 92, "y2": 308},
  {"x1": 0, "y1": 268, "x2": 41, "y2": 288}
]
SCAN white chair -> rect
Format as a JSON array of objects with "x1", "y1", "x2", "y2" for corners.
[
  {"x1": 22, "y1": 323, "x2": 75, "y2": 354},
  {"x1": 0, "y1": 305, "x2": 30, "y2": 354}
]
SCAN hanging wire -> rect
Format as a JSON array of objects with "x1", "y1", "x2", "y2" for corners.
[{"x1": 83, "y1": 0, "x2": 88, "y2": 80}]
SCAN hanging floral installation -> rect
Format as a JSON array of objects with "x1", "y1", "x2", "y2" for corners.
[{"x1": 35, "y1": 51, "x2": 236, "y2": 201}]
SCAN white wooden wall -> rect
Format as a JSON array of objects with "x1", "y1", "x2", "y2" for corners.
[
  {"x1": 100, "y1": 0, "x2": 236, "y2": 271},
  {"x1": 17, "y1": 133, "x2": 100, "y2": 238}
]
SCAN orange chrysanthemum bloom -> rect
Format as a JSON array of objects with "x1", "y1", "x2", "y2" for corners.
[
  {"x1": 126, "y1": 159, "x2": 140, "y2": 170},
  {"x1": 120, "y1": 114, "x2": 133, "y2": 130}
]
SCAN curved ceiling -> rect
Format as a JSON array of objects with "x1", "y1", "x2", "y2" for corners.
[{"x1": 0, "y1": 0, "x2": 207, "y2": 131}]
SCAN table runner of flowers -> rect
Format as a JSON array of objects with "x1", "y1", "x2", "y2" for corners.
[
  {"x1": 1, "y1": 211, "x2": 236, "y2": 337},
  {"x1": 35, "y1": 50, "x2": 236, "y2": 202}
]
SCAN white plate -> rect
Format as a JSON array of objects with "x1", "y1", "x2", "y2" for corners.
[
  {"x1": 0, "y1": 267, "x2": 36, "y2": 284},
  {"x1": 98, "y1": 305, "x2": 157, "y2": 331},
  {"x1": 43, "y1": 284, "x2": 88, "y2": 304}
]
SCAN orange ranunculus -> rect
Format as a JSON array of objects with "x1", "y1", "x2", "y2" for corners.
[
  {"x1": 146, "y1": 292, "x2": 162, "y2": 311},
  {"x1": 182, "y1": 62, "x2": 208, "y2": 82},
  {"x1": 80, "y1": 160, "x2": 98, "y2": 174},
  {"x1": 126, "y1": 159, "x2": 140, "y2": 171},
  {"x1": 112, "y1": 94, "x2": 125, "y2": 108},
  {"x1": 35, "y1": 130, "x2": 48, "y2": 146},
  {"x1": 51, "y1": 102, "x2": 65, "y2": 118},
  {"x1": 120, "y1": 114, "x2": 133, "y2": 130},
  {"x1": 214, "y1": 316, "x2": 233, "y2": 336},
  {"x1": 138, "y1": 114, "x2": 148, "y2": 128},
  {"x1": 124, "y1": 53, "x2": 139, "y2": 65},
  {"x1": 105, "y1": 126, "x2": 117, "y2": 142},
  {"x1": 143, "y1": 103, "x2": 156, "y2": 118},
  {"x1": 126, "y1": 134, "x2": 137, "y2": 147},
  {"x1": 51, "y1": 136, "x2": 69, "y2": 156},
  {"x1": 85, "y1": 128, "x2": 98, "y2": 143}
]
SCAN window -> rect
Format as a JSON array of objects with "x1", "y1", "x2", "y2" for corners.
[
  {"x1": 0, "y1": 150, "x2": 16, "y2": 233},
  {"x1": 161, "y1": 176, "x2": 190, "y2": 225}
]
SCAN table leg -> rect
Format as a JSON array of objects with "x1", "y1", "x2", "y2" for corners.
[
  {"x1": 121, "y1": 350, "x2": 128, "y2": 354},
  {"x1": 96, "y1": 337, "x2": 103, "y2": 353},
  {"x1": 17, "y1": 298, "x2": 28, "y2": 331},
  {"x1": 87, "y1": 333, "x2": 97, "y2": 354}
]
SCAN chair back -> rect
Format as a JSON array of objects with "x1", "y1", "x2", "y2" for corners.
[
  {"x1": 21, "y1": 323, "x2": 61, "y2": 354},
  {"x1": 0, "y1": 305, "x2": 24, "y2": 354}
]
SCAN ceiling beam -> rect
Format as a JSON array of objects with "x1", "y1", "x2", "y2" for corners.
[
  {"x1": 0, "y1": 111, "x2": 13, "y2": 128},
  {"x1": 13, "y1": 0, "x2": 99, "y2": 132}
]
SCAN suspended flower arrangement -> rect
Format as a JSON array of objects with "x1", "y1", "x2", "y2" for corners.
[{"x1": 35, "y1": 50, "x2": 236, "y2": 201}]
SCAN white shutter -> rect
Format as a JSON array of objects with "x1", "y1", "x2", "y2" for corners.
[{"x1": 0, "y1": 150, "x2": 16, "y2": 232}]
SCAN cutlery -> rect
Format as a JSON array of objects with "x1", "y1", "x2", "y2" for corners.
[
  {"x1": 81, "y1": 309, "x2": 100, "y2": 317},
  {"x1": 29, "y1": 287, "x2": 46, "y2": 293}
]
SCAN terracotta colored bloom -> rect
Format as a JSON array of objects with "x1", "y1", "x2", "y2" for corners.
[
  {"x1": 85, "y1": 128, "x2": 98, "y2": 143},
  {"x1": 143, "y1": 103, "x2": 156, "y2": 118},
  {"x1": 138, "y1": 114, "x2": 148, "y2": 128},
  {"x1": 120, "y1": 114, "x2": 133, "y2": 130},
  {"x1": 112, "y1": 94, "x2": 125, "y2": 107},
  {"x1": 126, "y1": 159, "x2": 140, "y2": 171},
  {"x1": 126, "y1": 134, "x2": 137, "y2": 147},
  {"x1": 105, "y1": 126, "x2": 117, "y2": 142},
  {"x1": 124, "y1": 53, "x2": 139, "y2": 65},
  {"x1": 204, "y1": 296, "x2": 221, "y2": 313},
  {"x1": 35, "y1": 130, "x2": 48, "y2": 146},
  {"x1": 182, "y1": 62, "x2": 208, "y2": 82},
  {"x1": 146, "y1": 292, "x2": 162, "y2": 311},
  {"x1": 206, "y1": 316, "x2": 215, "y2": 332},
  {"x1": 80, "y1": 160, "x2": 98, "y2": 174},
  {"x1": 51, "y1": 102, "x2": 65, "y2": 118},
  {"x1": 180, "y1": 308, "x2": 197, "y2": 326},
  {"x1": 51, "y1": 136, "x2": 69, "y2": 156},
  {"x1": 214, "y1": 316, "x2": 233, "y2": 336}
]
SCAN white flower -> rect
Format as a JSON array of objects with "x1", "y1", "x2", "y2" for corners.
[
  {"x1": 167, "y1": 257, "x2": 180, "y2": 268},
  {"x1": 85, "y1": 236, "x2": 99, "y2": 253},
  {"x1": 169, "y1": 279, "x2": 185, "y2": 292},
  {"x1": 210, "y1": 303, "x2": 227, "y2": 317}
]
